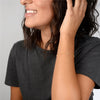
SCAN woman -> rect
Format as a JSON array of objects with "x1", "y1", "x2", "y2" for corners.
[{"x1": 5, "y1": 0, "x2": 100, "y2": 100}]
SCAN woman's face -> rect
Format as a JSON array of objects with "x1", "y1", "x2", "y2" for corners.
[{"x1": 20, "y1": 0, "x2": 54, "y2": 30}]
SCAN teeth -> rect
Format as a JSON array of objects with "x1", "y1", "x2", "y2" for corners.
[{"x1": 27, "y1": 10, "x2": 37, "y2": 14}]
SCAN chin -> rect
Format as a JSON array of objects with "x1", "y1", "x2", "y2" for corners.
[
  {"x1": 25, "y1": 22, "x2": 35, "y2": 28},
  {"x1": 25, "y1": 21, "x2": 40, "y2": 30},
  {"x1": 25, "y1": 19, "x2": 50, "y2": 30}
]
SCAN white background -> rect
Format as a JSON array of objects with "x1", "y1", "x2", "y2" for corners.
[{"x1": 0, "y1": 0, "x2": 100, "y2": 100}]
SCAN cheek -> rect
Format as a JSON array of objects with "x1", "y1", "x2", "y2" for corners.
[
  {"x1": 36, "y1": 0, "x2": 51, "y2": 7},
  {"x1": 36, "y1": 0, "x2": 53, "y2": 13},
  {"x1": 39, "y1": 9, "x2": 53, "y2": 25},
  {"x1": 36, "y1": 0, "x2": 54, "y2": 22}
]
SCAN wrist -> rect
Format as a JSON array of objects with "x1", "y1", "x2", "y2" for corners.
[{"x1": 60, "y1": 32, "x2": 75, "y2": 41}]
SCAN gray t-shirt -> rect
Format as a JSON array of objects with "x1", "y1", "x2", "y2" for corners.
[{"x1": 5, "y1": 35, "x2": 100, "y2": 100}]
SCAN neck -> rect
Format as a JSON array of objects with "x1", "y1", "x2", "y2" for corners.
[
  {"x1": 39, "y1": 25, "x2": 52, "y2": 50},
  {"x1": 37, "y1": 40, "x2": 51, "y2": 50}
]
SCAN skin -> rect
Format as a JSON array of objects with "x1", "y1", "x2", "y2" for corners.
[
  {"x1": 52, "y1": 0, "x2": 95, "y2": 100},
  {"x1": 21, "y1": 0, "x2": 54, "y2": 49},
  {"x1": 11, "y1": 0, "x2": 95, "y2": 100},
  {"x1": 11, "y1": 87, "x2": 23, "y2": 100}
]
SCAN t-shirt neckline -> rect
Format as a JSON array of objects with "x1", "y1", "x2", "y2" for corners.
[{"x1": 36, "y1": 44, "x2": 52, "y2": 53}]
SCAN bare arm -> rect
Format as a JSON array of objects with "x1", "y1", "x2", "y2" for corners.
[
  {"x1": 51, "y1": 0, "x2": 92, "y2": 100},
  {"x1": 11, "y1": 87, "x2": 23, "y2": 100},
  {"x1": 51, "y1": 36, "x2": 81, "y2": 100},
  {"x1": 51, "y1": 35, "x2": 95, "y2": 100}
]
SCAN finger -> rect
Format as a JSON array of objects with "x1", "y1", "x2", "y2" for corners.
[
  {"x1": 66, "y1": 0, "x2": 73, "y2": 9},
  {"x1": 75, "y1": 0, "x2": 81, "y2": 8},
  {"x1": 83, "y1": 0, "x2": 88, "y2": 13},
  {"x1": 80, "y1": 0, "x2": 88, "y2": 14}
]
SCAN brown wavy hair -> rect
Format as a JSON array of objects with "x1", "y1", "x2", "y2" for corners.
[{"x1": 21, "y1": 0, "x2": 99, "y2": 56}]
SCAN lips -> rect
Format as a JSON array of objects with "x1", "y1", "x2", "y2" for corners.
[{"x1": 25, "y1": 9, "x2": 37, "y2": 17}]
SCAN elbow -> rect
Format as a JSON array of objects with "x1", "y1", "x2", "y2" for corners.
[
  {"x1": 51, "y1": 94, "x2": 81, "y2": 100},
  {"x1": 67, "y1": 93, "x2": 81, "y2": 100},
  {"x1": 68, "y1": 91, "x2": 81, "y2": 100},
  {"x1": 51, "y1": 89, "x2": 81, "y2": 100}
]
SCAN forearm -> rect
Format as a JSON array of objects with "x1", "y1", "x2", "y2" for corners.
[{"x1": 51, "y1": 34, "x2": 81, "y2": 100}]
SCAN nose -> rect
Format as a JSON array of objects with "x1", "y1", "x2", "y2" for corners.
[{"x1": 20, "y1": 0, "x2": 33, "y2": 5}]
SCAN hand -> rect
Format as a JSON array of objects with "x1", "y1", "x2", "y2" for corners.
[{"x1": 60, "y1": 0, "x2": 87, "y2": 38}]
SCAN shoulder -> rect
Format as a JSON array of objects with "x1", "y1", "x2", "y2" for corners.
[
  {"x1": 76, "y1": 35, "x2": 100, "y2": 50},
  {"x1": 10, "y1": 40, "x2": 26, "y2": 57},
  {"x1": 81, "y1": 36, "x2": 100, "y2": 51},
  {"x1": 13, "y1": 40, "x2": 25, "y2": 49},
  {"x1": 12, "y1": 40, "x2": 26, "y2": 51},
  {"x1": 84, "y1": 36, "x2": 100, "y2": 45},
  {"x1": 81, "y1": 36, "x2": 100, "y2": 52},
  {"x1": 75, "y1": 36, "x2": 100, "y2": 54},
  {"x1": 75, "y1": 36, "x2": 100, "y2": 63}
]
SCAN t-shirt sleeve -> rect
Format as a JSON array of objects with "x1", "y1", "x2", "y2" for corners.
[
  {"x1": 4, "y1": 43, "x2": 19, "y2": 87},
  {"x1": 75, "y1": 38, "x2": 100, "y2": 89}
]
